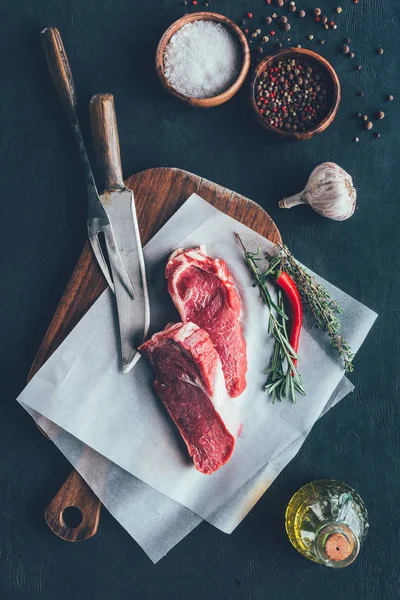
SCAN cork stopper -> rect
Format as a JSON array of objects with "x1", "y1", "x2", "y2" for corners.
[{"x1": 325, "y1": 532, "x2": 353, "y2": 562}]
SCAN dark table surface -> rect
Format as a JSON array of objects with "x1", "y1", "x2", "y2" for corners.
[{"x1": 1, "y1": 0, "x2": 400, "y2": 598}]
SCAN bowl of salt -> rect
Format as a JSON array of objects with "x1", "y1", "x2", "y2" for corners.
[{"x1": 156, "y1": 12, "x2": 251, "y2": 108}]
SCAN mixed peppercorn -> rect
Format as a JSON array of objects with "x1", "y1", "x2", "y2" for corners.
[
  {"x1": 255, "y1": 58, "x2": 331, "y2": 132},
  {"x1": 179, "y1": 0, "x2": 394, "y2": 142}
]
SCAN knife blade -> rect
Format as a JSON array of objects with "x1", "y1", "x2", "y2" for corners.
[{"x1": 89, "y1": 94, "x2": 150, "y2": 373}]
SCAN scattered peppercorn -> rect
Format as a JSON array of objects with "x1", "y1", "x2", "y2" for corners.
[
  {"x1": 277, "y1": 0, "x2": 284, "y2": 6},
  {"x1": 254, "y1": 57, "x2": 332, "y2": 133},
  {"x1": 324, "y1": 24, "x2": 329, "y2": 30},
  {"x1": 265, "y1": 16, "x2": 273, "y2": 24},
  {"x1": 362, "y1": 115, "x2": 368, "y2": 121},
  {"x1": 332, "y1": 23, "x2": 337, "y2": 29},
  {"x1": 336, "y1": 7, "x2": 342, "y2": 14},
  {"x1": 284, "y1": 23, "x2": 291, "y2": 31},
  {"x1": 374, "y1": 133, "x2": 381, "y2": 139},
  {"x1": 377, "y1": 47, "x2": 384, "y2": 55},
  {"x1": 272, "y1": 12, "x2": 278, "y2": 18},
  {"x1": 377, "y1": 111, "x2": 385, "y2": 119},
  {"x1": 354, "y1": 137, "x2": 359, "y2": 142},
  {"x1": 353, "y1": 0, "x2": 359, "y2": 3},
  {"x1": 307, "y1": 34, "x2": 314, "y2": 40},
  {"x1": 387, "y1": 95, "x2": 394, "y2": 102},
  {"x1": 296, "y1": 43, "x2": 302, "y2": 48},
  {"x1": 344, "y1": 38, "x2": 351, "y2": 43},
  {"x1": 280, "y1": 15, "x2": 288, "y2": 23},
  {"x1": 241, "y1": 18, "x2": 247, "y2": 26},
  {"x1": 321, "y1": 15, "x2": 328, "y2": 24},
  {"x1": 348, "y1": 52, "x2": 355, "y2": 59},
  {"x1": 192, "y1": 0, "x2": 197, "y2": 4},
  {"x1": 289, "y1": 4, "x2": 296, "y2": 13},
  {"x1": 277, "y1": 42, "x2": 283, "y2": 48},
  {"x1": 299, "y1": 9, "x2": 306, "y2": 18},
  {"x1": 247, "y1": 12, "x2": 253, "y2": 18},
  {"x1": 320, "y1": 40, "x2": 325, "y2": 44},
  {"x1": 270, "y1": 30, "x2": 276, "y2": 36},
  {"x1": 256, "y1": 29, "x2": 261, "y2": 34},
  {"x1": 182, "y1": 0, "x2": 188, "y2": 5},
  {"x1": 314, "y1": 8, "x2": 321, "y2": 16},
  {"x1": 262, "y1": 35, "x2": 270, "y2": 43},
  {"x1": 358, "y1": 91, "x2": 364, "y2": 97},
  {"x1": 342, "y1": 45, "x2": 350, "y2": 54},
  {"x1": 257, "y1": 46, "x2": 264, "y2": 54},
  {"x1": 245, "y1": 28, "x2": 249, "y2": 34},
  {"x1": 357, "y1": 112, "x2": 362, "y2": 118},
  {"x1": 266, "y1": 0, "x2": 271, "y2": 4},
  {"x1": 365, "y1": 121, "x2": 373, "y2": 130},
  {"x1": 355, "y1": 64, "x2": 362, "y2": 70}
]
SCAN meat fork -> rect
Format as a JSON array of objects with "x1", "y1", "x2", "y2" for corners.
[{"x1": 41, "y1": 26, "x2": 134, "y2": 297}]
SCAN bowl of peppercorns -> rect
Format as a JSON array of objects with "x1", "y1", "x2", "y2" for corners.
[{"x1": 250, "y1": 48, "x2": 341, "y2": 140}]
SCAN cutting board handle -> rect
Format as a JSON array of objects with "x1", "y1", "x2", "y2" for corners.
[
  {"x1": 40, "y1": 27, "x2": 78, "y2": 121},
  {"x1": 89, "y1": 93, "x2": 124, "y2": 191},
  {"x1": 45, "y1": 470, "x2": 101, "y2": 542}
]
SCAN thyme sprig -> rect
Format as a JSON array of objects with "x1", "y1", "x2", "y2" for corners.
[
  {"x1": 236, "y1": 234, "x2": 305, "y2": 403},
  {"x1": 272, "y1": 245, "x2": 354, "y2": 372}
]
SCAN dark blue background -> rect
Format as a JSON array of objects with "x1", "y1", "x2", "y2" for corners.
[{"x1": 1, "y1": 0, "x2": 399, "y2": 598}]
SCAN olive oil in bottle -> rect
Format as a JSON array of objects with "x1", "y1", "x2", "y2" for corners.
[{"x1": 285, "y1": 480, "x2": 368, "y2": 568}]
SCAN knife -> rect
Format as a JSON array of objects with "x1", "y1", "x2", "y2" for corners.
[
  {"x1": 40, "y1": 26, "x2": 135, "y2": 298},
  {"x1": 89, "y1": 94, "x2": 150, "y2": 373}
]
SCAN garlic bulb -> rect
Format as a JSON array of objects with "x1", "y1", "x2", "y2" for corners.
[{"x1": 279, "y1": 162, "x2": 357, "y2": 221}]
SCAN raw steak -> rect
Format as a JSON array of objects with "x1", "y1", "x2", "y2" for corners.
[
  {"x1": 139, "y1": 322, "x2": 236, "y2": 475},
  {"x1": 166, "y1": 247, "x2": 247, "y2": 398}
]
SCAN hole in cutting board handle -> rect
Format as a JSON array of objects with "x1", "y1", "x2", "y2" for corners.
[{"x1": 61, "y1": 506, "x2": 83, "y2": 529}]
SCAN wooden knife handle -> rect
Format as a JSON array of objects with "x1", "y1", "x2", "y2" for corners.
[
  {"x1": 89, "y1": 93, "x2": 124, "y2": 191},
  {"x1": 45, "y1": 470, "x2": 101, "y2": 542},
  {"x1": 40, "y1": 26, "x2": 78, "y2": 121}
]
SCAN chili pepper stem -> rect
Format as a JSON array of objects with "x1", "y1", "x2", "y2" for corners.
[{"x1": 279, "y1": 191, "x2": 307, "y2": 209}]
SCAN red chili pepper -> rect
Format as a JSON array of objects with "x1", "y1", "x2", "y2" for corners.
[
  {"x1": 247, "y1": 12, "x2": 253, "y2": 18},
  {"x1": 273, "y1": 271, "x2": 302, "y2": 367}
]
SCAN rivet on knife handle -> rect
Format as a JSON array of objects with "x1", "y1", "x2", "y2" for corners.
[
  {"x1": 40, "y1": 26, "x2": 77, "y2": 121},
  {"x1": 89, "y1": 94, "x2": 125, "y2": 192}
]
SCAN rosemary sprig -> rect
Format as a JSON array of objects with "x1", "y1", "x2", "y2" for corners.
[
  {"x1": 272, "y1": 245, "x2": 354, "y2": 372},
  {"x1": 236, "y1": 235, "x2": 305, "y2": 403}
]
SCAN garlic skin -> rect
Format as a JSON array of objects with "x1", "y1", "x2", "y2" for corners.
[{"x1": 279, "y1": 162, "x2": 357, "y2": 221}]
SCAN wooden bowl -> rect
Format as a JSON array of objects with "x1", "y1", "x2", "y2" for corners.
[
  {"x1": 156, "y1": 12, "x2": 251, "y2": 108},
  {"x1": 250, "y1": 48, "x2": 341, "y2": 140}
]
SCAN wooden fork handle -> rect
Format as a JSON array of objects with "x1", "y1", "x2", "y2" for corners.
[
  {"x1": 45, "y1": 470, "x2": 101, "y2": 542},
  {"x1": 41, "y1": 26, "x2": 78, "y2": 121}
]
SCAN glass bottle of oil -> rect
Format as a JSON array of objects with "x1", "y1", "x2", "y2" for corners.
[{"x1": 285, "y1": 480, "x2": 368, "y2": 568}]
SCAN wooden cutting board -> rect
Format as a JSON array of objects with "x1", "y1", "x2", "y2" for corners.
[{"x1": 28, "y1": 167, "x2": 281, "y2": 542}]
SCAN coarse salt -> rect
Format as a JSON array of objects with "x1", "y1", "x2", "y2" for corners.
[{"x1": 163, "y1": 21, "x2": 241, "y2": 99}]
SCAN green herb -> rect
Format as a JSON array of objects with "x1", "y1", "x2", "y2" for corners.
[
  {"x1": 273, "y1": 244, "x2": 354, "y2": 372},
  {"x1": 236, "y1": 235, "x2": 306, "y2": 403}
]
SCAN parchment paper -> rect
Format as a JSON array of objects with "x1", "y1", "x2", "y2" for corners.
[
  {"x1": 24, "y1": 376, "x2": 353, "y2": 563},
  {"x1": 17, "y1": 194, "x2": 376, "y2": 561}
]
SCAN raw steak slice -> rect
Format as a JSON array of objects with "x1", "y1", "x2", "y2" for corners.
[
  {"x1": 166, "y1": 246, "x2": 247, "y2": 398},
  {"x1": 139, "y1": 322, "x2": 236, "y2": 475}
]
